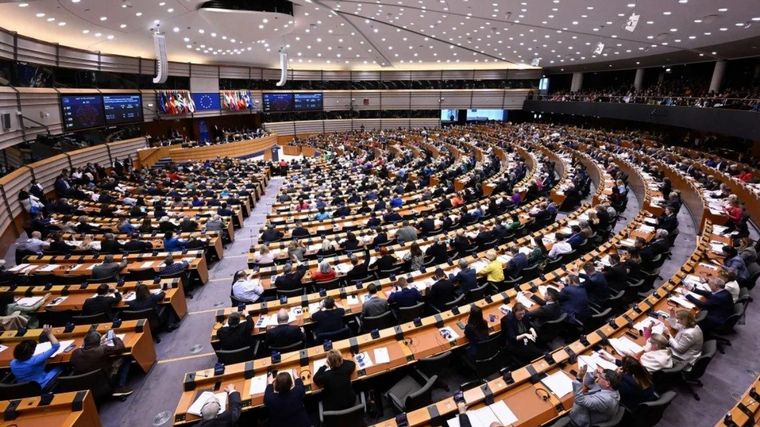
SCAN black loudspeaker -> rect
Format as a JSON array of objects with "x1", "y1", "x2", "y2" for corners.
[{"x1": 2, "y1": 113, "x2": 11, "y2": 130}]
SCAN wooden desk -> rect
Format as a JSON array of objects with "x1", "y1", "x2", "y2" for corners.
[{"x1": 0, "y1": 391, "x2": 101, "y2": 427}]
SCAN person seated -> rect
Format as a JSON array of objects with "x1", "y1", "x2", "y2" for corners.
[
  {"x1": 83, "y1": 284, "x2": 122, "y2": 320},
  {"x1": 722, "y1": 245, "x2": 750, "y2": 284},
  {"x1": 252, "y1": 245, "x2": 274, "y2": 265},
  {"x1": 579, "y1": 263, "x2": 610, "y2": 304},
  {"x1": 264, "y1": 372, "x2": 311, "y2": 427},
  {"x1": 426, "y1": 268, "x2": 456, "y2": 311},
  {"x1": 453, "y1": 259, "x2": 478, "y2": 295},
  {"x1": 158, "y1": 216, "x2": 177, "y2": 233},
  {"x1": 632, "y1": 333, "x2": 673, "y2": 374},
  {"x1": 159, "y1": 254, "x2": 189, "y2": 277},
  {"x1": 463, "y1": 305, "x2": 489, "y2": 361},
  {"x1": 685, "y1": 276, "x2": 733, "y2": 336},
  {"x1": 502, "y1": 302, "x2": 542, "y2": 364},
  {"x1": 198, "y1": 385, "x2": 241, "y2": 427},
  {"x1": 123, "y1": 234, "x2": 153, "y2": 253},
  {"x1": 559, "y1": 273, "x2": 589, "y2": 324},
  {"x1": 504, "y1": 246, "x2": 528, "y2": 277},
  {"x1": 314, "y1": 208, "x2": 331, "y2": 221},
  {"x1": 383, "y1": 208, "x2": 403, "y2": 223},
  {"x1": 567, "y1": 225, "x2": 586, "y2": 248},
  {"x1": 217, "y1": 203, "x2": 234, "y2": 217},
  {"x1": 657, "y1": 206, "x2": 678, "y2": 234},
  {"x1": 274, "y1": 263, "x2": 308, "y2": 292},
  {"x1": 18, "y1": 231, "x2": 50, "y2": 255},
  {"x1": 71, "y1": 329, "x2": 133, "y2": 397},
  {"x1": 48, "y1": 232, "x2": 75, "y2": 254},
  {"x1": 641, "y1": 230, "x2": 669, "y2": 264},
  {"x1": 313, "y1": 350, "x2": 357, "y2": 411},
  {"x1": 127, "y1": 283, "x2": 177, "y2": 331},
  {"x1": 232, "y1": 272, "x2": 265, "y2": 304},
  {"x1": 395, "y1": 221, "x2": 417, "y2": 243},
  {"x1": 260, "y1": 225, "x2": 284, "y2": 243},
  {"x1": 367, "y1": 212, "x2": 381, "y2": 228},
  {"x1": 265, "y1": 308, "x2": 305, "y2": 350},
  {"x1": 477, "y1": 250, "x2": 504, "y2": 285},
  {"x1": 370, "y1": 247, "x2": 398, "y2": 272},
  {"x1": 615, "y1": 356, "x2": 657, "y2": 411},
  {"x1": 424, "y1": 236, "x2": 449, "y2": 263},
  {"x1": 291, "y1": 220, "x2": 310, "y2": 239},
  {"x1": 568, "y1": 365, "x2": 621, "y2": 427},
  {"x1": 311, "y1": 260, "x2": 337, "y2": 283},
  {"x1": 217, "y1": 312, "x2": 254, "y2": 351},
  {"x1": 603, "y1": 254, "x2": 629, "y2": 292},
  {"x1": 311, "y1": 297, "x2": 345, "y2": 337},
  {"x1": 387, "y1": 277, "x2": 422, "y2": 308},
  {"x1": 361, "y1": 284, "x2": 390, "y2": 318},
  {"x1": 163, "y1": 231, "x2": 185, "y2": 252},
  {"x1": 547, "y1": 233, "x2": 573, "y2": 259},
  {"x1": 526, "y1": 287, "x2": 562, "y2": 327},
  {"x1": 100, "y1": 233, "x2": 123, "y2": 254},
  {"x1": 179, "y1": 217, "x2": 198, "y2": 232},
  {"x1": 662, "y1": 309, "x2": 703, "y2": 367},
  {"x1": 10, "y1": 325, "x2": 61, "y2": 391}
]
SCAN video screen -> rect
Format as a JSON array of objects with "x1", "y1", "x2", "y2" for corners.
[
  {"x1": 262, "y1": 93, "x2": 294, "y2": 112},
  {"x1": 221, "y1": 90, "x2": 253, "y2": 111},
  {"x1": 60, "y1": 94, "x2": 105, "y2": 131},
  {"x1": 441, "y1": 109, "x2": 459, "y2": 122},
  {"x1": 294, "y1": 93, "x2": 323, "y2": 111},
  {"x1": 466, "y1": 109, "x2": 505, "y2": 121},
  {"x1": 103, "y1": 94, "x2": 143, "y2": 125},
  {"x1": 191, "y1": 93, "x2": 221, "y2": 111}
]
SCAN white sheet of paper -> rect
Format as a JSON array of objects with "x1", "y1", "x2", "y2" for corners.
[
  {"x1": 313, "y1": 358, "x2": 328, "y2": 372},
  {"x1": 439, "y1": 327, "x2": 460, "y2": 342},
  {"x1": 490, "y1": 400, "x2": 519, "y2": 426},
  {"x1": 0, "y1": 344, "x2": 6, "y2": 353},
  {"x1": 47, "y1": 296, "x2": 68, "y2": 306},
  {"x1": 141, "y1": 261, "x2": 155, "y2": 269},
  {"x1": 669, "y1": 296, "x2": 696, "y2": 310},
  {"x1": 187, "y1": 391, "x2": 227, "y2": 416},
  {"x1": 374, "y1": 347, "x2": 390, "y2": 364},
  {"x1": 249, "y1": 375, "x2": 268, "y2": 396},
  {"x1": 578, "y1": 353, "x2": 618, "y2": 372},
  {"x1": 609, "y1": 337, "x2": 644, "y2": 356},
  {"x1": 38, "y1": 264, "x2": 58, "y2": 272},
  {"x1": 633, "y1": 318, "x2": 666, "y2": 335},
  {"x1": 541, "y1": 370, "x2": 575, "y2": 398},
  {"x1": 15, "y1": 296, "x2": 43, "y2": 307},
  {"x1": 516, "y1": 292, "x2": 534, "y2": 308},
  {"x1": 33, "y1": 340, "x2": 74, "y2": 358},
  {"x1": 9, "y1": 264, "x2": 30, "y2": 273}
]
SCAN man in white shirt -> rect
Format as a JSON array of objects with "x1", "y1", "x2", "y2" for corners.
[
  {"x1": 547, "y1": 233, "x2": 573, "y2": 259},
  {"x1": 232, "y1": 273, "x2": 264, "y2": 303},
  {"x1": 20, "y1": 231, "x2": 50, "y2": 254}
]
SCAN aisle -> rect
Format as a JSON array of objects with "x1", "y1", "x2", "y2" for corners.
[{"x1": 99, "y1": 177, "x2": 285, "y2": 427}]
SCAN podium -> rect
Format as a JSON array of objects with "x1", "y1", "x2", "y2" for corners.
[{"x1": 271, "y1": 146, "x2": 280, "y2": 162}]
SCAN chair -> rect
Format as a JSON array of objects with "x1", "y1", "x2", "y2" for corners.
[
  {"x1": 586, "y1": 308, "x2": 611, "y2": 331},
  {"x1": 415, "y1": 351, "x2": 453, "y2": 391},
  {"x1": 436, "y1": 294, "x2": 465, "y2": 313},
  {"x1": 376, "y1": 266, "x2": 403, "y2": 280},
  {"x1": 593, "y1": 406, "x2": 626, "y2": 427},
  {"x1": 0, "y1": 381, "x2": 41, "y2": 400},
  {"x1": 230, "y1": 294, "x2": 248, "y2": 308},
  {"x1": 713, "y1": 302, "x2": 746, "y2": 353},
  {"x1": 72, "y1": 312, "x2": 111, "y2": 325},
  {"x1": 396, "y1": 302, "x2": 425, "y2": 323},
  {"x1": 474, "y1": 350, "x2": 503, "y2": 379},
  {"x1": 54, "y1": 368, "x2": 112, "y2": 403},
  {"x1": 277, "y1": 287, "x2": 305, "y2": 299},
  {"x1": 216, "y1": 347, "x2": 255, "y2": 365},
  {"x1": 120, "y1": 308, "x2": 161, "y2": 335},
  {"x1": 385, "y1": 371, "x2": 438, "y2": 412},
  {"x1": 520, "y1": 263, "x2": 540, "y2": 281},
  {"x1": 466, "y1": 283, "x2": 490, "y2": 303},
  {"x1": 314, "y1": 277, "x2": 342, "y2": 291},
  {"x1": 315, "y1": 326, "x2": 352, "y2": 343},
  {"x1": 319, "y1": 392, "x2": 367, "y2": 427},
  {"x1": 268, "y1": 340, "x2": 304, "y2": 355},
  {"x1": 359, "y1": 310, "x2": 396, "y2": 332},
  {"x1": 679, "y1": 339, "x2": 717, "y2": 400},
  {"x1": 462, "y1": 333, "x2": 503, "y2": 372},
  {"x1": 536, "y1": 313, "x2": 568, "y2": 346},
  {"x1": 626, "y1": 390, "x2": 677, "y2": 427}
]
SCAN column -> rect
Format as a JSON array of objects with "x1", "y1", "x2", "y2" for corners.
[
  {"x1": 709, "y1": 60, "x2": 726, "y2": 94},
  {"x1": 633, "y1": 68, "x2": 645, "y2": 91},
  {"x1": 570, "y1": 72, "x2": 584, "y2": 92}
]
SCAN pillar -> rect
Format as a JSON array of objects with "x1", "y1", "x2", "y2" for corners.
[
  {"x1": 633, "y1": 68, "x2": 645, "y2": 91},
  {"x1": 709, "y1": 60, "x2": 726, "y2": 94},
  {"x1": 570, "y1": 72, "x2": 584, "y2": 93}
]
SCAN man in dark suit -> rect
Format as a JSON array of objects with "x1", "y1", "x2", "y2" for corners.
[
  {"x1": 100, "y1": 234, "x2": 123, "y2": 254},
  {"x1": 372, "y1": 229, "x2": 388, "y2": 247},
  {"x1": 579, "y1": 263, "x2": 610, "y2": 304},
  {"x1": 602, "y1": 254, "x2": 629, "y2": 292},
  {"x1": 346, "y1": 250, "x2": 370, "y2": 282},
  {"x1": 82, "y1": 284, "x2": 122, "y2": 320},
  {"x1": 216, "y1": 312, "x2": 253, "y2": 351},
  {"x1": 528, "y1": 287, "x2": 562, "y2": 327},
  {"x1": 567, "y1": 225, "x2": 586, "y2": 248},
  {"x1": 261, "y1": 225, "x2": 284, "y2": 243},
  {"x1": 367, "y1": 213, "x2": 382, "y2": 228},
  {"x1": 383, "y1": 209, "x2": 402, "y2": 223},
  {"x1": 641, "y1": 230, "x2": 669, "y2": 264},
  {"x1": 418, "y1": 217, "x2": 436, "y2": 235},
  {"x1": 427, "y1": 268, "x2": 456, "y2": 311},
  {"x1": 265, "y1": 309, "x2": 305, "y2": 350},
  {"x1": 273, "y1": 263, "x2": 307, "y2": 292},
  {"x1": 686, "y1": 277, "x2": 734, "y2": 335},
  {"x1": 123, "y1": 235, "x2": 153, "y2": 253},
  {"x1": 387, "y1": 277, "x2": 423, "y2": 308},
  {"x1": 425, "y1": 236, "x2": 449, "y2": 263},
  {"x1": 453, "y1": 259, "x2": 478, "y2": 295},
  {"x1": 657, "y1": 206, "x2": 679, "y2": 234},
  {"x1": 217, "y1": 203, "x2": 234, "y2": 217},
  {"x1": 290, "y1": 221, "x2": 310, "y2": 239},
  {"x1": 505, "y1": 247, "x2": 528, "y2": 277},
  {"x1": 559, "y1": 276, "x2": 589, "y2": 323}
]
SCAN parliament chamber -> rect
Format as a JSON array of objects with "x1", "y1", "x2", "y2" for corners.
[{"x1": 0, "y1": 1, "x2": 757, "y2": 427}]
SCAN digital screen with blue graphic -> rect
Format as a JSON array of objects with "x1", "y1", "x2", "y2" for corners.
[
  {"x1": 466, "y1": 109, "x2": 506, "y2": 121},
  {"x1": 263, "y1": 93, "x2": 294, "y2": 112},
  {"x1": 103, "y1": 94, "x2": 143, "y2": 125},
  {"x1": 191, "y1": 93, "x2": 221, "y2": 111},
  {"x1": 294, "y1": 93, "x2": 323, "y2": 111},
  {"x1": 60, "y1": 95, "x2": 105, "y2": 131}
]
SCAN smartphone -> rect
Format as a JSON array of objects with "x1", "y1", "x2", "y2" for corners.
[{"x1": 456, "y1": 321, "x2": 466, "y2": 330}]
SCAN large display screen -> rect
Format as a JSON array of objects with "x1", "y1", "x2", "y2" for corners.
[
  {"x1": 262, "y1": 93, "x2": 294, "y2": 112},
  {"x1": 466, "y1": 109, "x2": 505, "y2": 121},
  {"x1": 103, "y1": 94, "x2": 143, "y2": 125},
  {"x1": 191, "y1": 93, "x2": 221, "y2": 111},
  {"x1": 221, "y1": 90, "x2": 253, "y2": 111},
  {"x1": 60, "y1": 95, "x2": 105, "y2": 131},
  {"x1": 294, "y1": 93, "x2": 323, "y2": 111},
  {"x1": 441, "y1": 109, "x2": 459, "y2": 122}
]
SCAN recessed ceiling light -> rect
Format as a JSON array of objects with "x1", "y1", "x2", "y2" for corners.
[
  {"x1": 173, "y1": 27, "x2": 179, "y2": 32},
  {"x1": 35, "y1": 12, "x2": 44, "y2": 18},
  {"x1": 18, "y1": 3, "x2": 28, "y2": 7},
  {"x1": 100, "y1": 16, "x2": 107, "y2": 21},
  {"x1": 58, "y1": 22, "x2": 66, "y2": 26},
  {"x1": 753, "y1": 17, "x2": 760, "y2": 21},
  {"x1": 107, "y1": 35, "x2": 114, "y2": 40},
  {"x1": 167, "y1": 8, "x2": 173, "y2": 13},
  {"x1": 694, "y1": 19, "x2": 702, "y2": 23},
  {"x1": 82, "y1": 29, "x2": 89, "y2": 34},
  {"x1": 718, "y1": 8, "x2": 728, "y2": 12},
  {"x1": 663, "y1": 11, "x2": 671, "y2": 15},
  {"x1": 135, "y1": 12, "x2": 142, "y2": 16},
  {"x1": 120, "y1": 24, "x2": 127, "y2": 28},
  {"x1": 46, "y1": 17, "x2": 55, "y2": 22},
  {"x1": 71, "y1": 0, "x2": 80, "y2": 3}
]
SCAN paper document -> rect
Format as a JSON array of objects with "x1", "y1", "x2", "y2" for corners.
[
  {"x1": 515, "y1": 292, "x2": 534, "y2": 308},
  {"x1": 439, "y1": 327, "x2": 460, "y2": 342},
  {"x1": 33, "y1": 340, "x2": 74, "y2": 358},
  {"x1": 633, "y1": 318, "x2": 666, "y2": 335},
  {"x1": 141, "y1": 261, "x2": 155, "y2": 269},
  {"x1": 490, "y1": 401, "x2": 519, "y2": 426},
  {"x1": 609, "y1": 337, "x2": 644, "y2": 356},
  {"x1": 578, "y1": 353, "x2": 618, "y2": 371},
  {"x1": 38, "y1": 264, "x2": 58, "y2": 272},
  {"x1": 9, "y1": 264, "x2": 30, "y2": 273},
  {"x1": 249, "y1": 375, "x2": 268, "y2": 395},
  {"x1": 313, "y1": 358, "x2": 328, "y2": 372},
  {"x1": 187, "y1": 391, "x2": 228, "y2": 416},
  {"x1": 541, "y1": 370, "x2": 575, "y2": 398},
  {"x1": 374, "y1": 347, "x2": 390, "y2": 364},
  {"x1": 669, "y1": 296, "x2": 696, "y2": 310},
  {"x1": 15, "y1": 296, "x2": 43, "y2": 307},
  {"x1": 47, "y1": 296, "x2": 68, "y2": 307}
]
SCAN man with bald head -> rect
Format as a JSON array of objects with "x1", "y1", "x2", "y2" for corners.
[
  {"x1": 265, "y1": 308, "x2": 305, "y2": 351},
  {"x1": 198, "y1": 384, "x2": 241, "y2": 427}
]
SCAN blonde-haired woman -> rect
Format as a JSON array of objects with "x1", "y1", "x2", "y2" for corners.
[
  {"x1": 313, "y1": 349, "x2": 356, "y2": 411},
  {"x1": 253, "y1": 244, "x2": 274, "y2": 265}
]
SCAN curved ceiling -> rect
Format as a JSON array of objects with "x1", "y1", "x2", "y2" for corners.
[{"x1": 0, "y1": 0, "x2": 758, "y2": 71}]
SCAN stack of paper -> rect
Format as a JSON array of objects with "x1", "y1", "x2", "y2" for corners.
[
  {"x1": 33, "y1": 340, "x2": 75, "y2": 358},
  {"x1": 633, "y1": 318, "x2": 666, "y2": 335},
  {"x1": 446, "y1": 401, "x2": 519, "y2": 427},
  {"x1": 374, "y1": 347, "x2": 390, "y2": 364},
  {"x1": 335, "y1": 264, "x2": 351, "y2": 275},
  {"x1": 578, "y1": 353, "x2": 619, "y2": 371},
  {"x1": 669, "y1": 296, "x2": 696, "y2": 310},
  {"x1": 15, "y1": 296, "x2": 44, "y2": 307},
  {"x1": 609, "y1": 337, "x2": 644, "y2": 356},
  {"x1": 540, "y1": 371, "x2": 575, "y2": 398},
  {"x1": 187, "y1": 391, "x2": 228, "y2": 416},
  {"x1": 515, "y1": 292, "x2": 534, "y2": 308}
]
